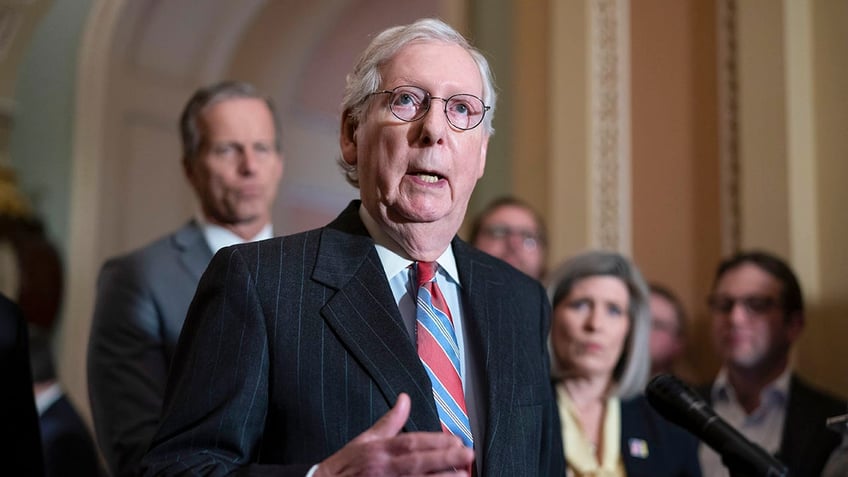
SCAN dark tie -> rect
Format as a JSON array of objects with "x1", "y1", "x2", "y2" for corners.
[{"x1": 415, "y1": 261, "x2": 473, "y2": 449}]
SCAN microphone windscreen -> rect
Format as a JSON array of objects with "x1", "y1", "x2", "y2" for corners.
[{"x1": 646, "y1": 373, "x2": 715, "y2": 430}]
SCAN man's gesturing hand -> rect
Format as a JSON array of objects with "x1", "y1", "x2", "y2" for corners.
[{"x1": 314, "y1": 393, "x2": 473, "y2": 476}]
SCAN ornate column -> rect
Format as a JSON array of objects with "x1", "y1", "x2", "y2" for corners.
[{"x1": 588, "y1": 0, "x2": 631, "y2": 253}]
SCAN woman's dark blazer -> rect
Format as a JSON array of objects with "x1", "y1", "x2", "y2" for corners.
[{"x1": 620, "y1": 394, "x2": 702, "y2": 477}]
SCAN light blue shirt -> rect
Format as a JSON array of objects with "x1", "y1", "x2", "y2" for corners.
[
  {"x1": 699, "y1": 367, "x2": 791, "y2": 477},
  {"x1": 307, "y1": 205, "x2": 481, "y2": 477},
  {"x1": 378, "y1": 239, "x2": 469, "y2": 388},
  {"x1": 356, "y1": 205, "x2": 468, "y2": 386},
  {"x1": 358, "y1": 204, "x2": 484, "y2": 468}
]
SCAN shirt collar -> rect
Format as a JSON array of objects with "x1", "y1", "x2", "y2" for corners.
[
  {"x1": 358, "y1": 204, "x2": 460, "y2": 285},
  {"x1": 35, "y1": 382, "x2": 63, "y2": 416},
  {"x1": 712, "y1": 366, "x2": 792, "y2": 404},
  {"x1": 195, "y1": 213, "x2": 273, "y2": 254}
]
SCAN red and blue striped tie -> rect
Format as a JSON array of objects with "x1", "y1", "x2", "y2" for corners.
[{"x1": 415, "y1": 261, "x2": 473, "y2": 449}]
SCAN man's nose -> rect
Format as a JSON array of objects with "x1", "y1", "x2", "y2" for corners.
[
  {"x1": 239, "y1": 149, "x2": 259, "y2": 174},
  {"x1": 417, "y1": 101, "x2": 447, "y2": 146},
  {"x1": 727, "y1": 301, "x2": 749, "y2": 325}
]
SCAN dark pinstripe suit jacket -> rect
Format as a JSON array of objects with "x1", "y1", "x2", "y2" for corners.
[{"x1": 141, "y1": 201, "x2": 564, "y2": 476}]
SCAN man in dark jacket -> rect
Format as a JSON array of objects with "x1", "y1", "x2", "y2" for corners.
[
  {"x1": 140, "y1": 18, "x2": 563, "y2": 477},
  {"x1": 699, "y1": 250, "x2": 845, "y2": 477},
  {"x1": 30, "y1": 325, "x2": 102, "y2": 477},
  {"x1": 0, "y1": 293, "x2": 44, "y2": 477}
]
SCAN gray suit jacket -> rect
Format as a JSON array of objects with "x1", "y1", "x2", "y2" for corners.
[
  {"x1": 140, "y1": 201, "x2": 564, "y2": 476},
  {"x1": 88, "y1": 221, "x2": 213, "y2": 476}
]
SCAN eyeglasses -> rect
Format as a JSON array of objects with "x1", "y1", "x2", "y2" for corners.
[
  {"x1": 479, "y1": 225, "x2": 542, "y2": 251},
  {"x1": 369, "y1": 85, "x2": 490, "y2": 131},
  {"x1": 707, "y1": 294, "x2": 782, "y2": 315}
]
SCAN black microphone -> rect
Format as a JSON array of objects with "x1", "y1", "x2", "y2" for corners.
[{"x1": 646, "y1": 373, "x2": 788, "y2": 477}]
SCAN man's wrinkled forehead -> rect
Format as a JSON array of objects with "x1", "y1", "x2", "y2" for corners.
[{"x1": 379, "y1": 41, "x2": 483, "y2": 93}]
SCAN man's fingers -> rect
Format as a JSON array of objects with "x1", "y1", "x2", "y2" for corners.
[
  {"x1": 357, "y1": 393, "x2": 411, "y2": 442},
  {"x1": 318, "y1": 399, "x2": 474, "y2": 477},
  {"x1": 385, "y1": 431, "x2": 465, "y2": 454},
  {"x1": 387, "y1": 442, "x2": 474, "y2": 475}
]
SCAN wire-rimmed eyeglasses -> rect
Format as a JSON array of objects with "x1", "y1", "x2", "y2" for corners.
[
  {"x1": 479, "y1": 225, "x2": 542, "y2": 251},
  {"x1": 369, "y1": 85, "x2": 490, "y2": 131}
]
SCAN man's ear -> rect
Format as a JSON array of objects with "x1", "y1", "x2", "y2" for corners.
[{"x1": 340, "y1": 110, "x2": 358, "y2": 166}]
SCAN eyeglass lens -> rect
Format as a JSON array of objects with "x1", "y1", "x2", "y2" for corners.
[
  {"x1": 482, "y1": 225, "x2": 540, "y2": 250},
  {"x1": 384, "y1": 85, "x2": 487, "y2": 130},
  {"x1": 707, "y1": 295, "x2": 781, "y2": 315}
]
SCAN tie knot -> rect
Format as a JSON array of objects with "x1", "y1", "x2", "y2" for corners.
[{"x1": 416, "y1": 261, "x2": 437, "y2": 287}]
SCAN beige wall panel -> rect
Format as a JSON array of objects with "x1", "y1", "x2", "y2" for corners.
[
  {"x1": 736, "y1": 1, "x2": 789, "y2": 255},
  {"x1": 795, "y1": 0, "x2": 848, "y2": 398},
  {"x1": 464, "y1": 0, "x2": 512, "y2": 220},
  {"x1": 512, "y1": 1, "x2": 550, "y2": 221},
  {"x1": 630, "y1": 0, "x2": 722, "y2": 381},
  {"x1": 548, "y1": 0, "x2": 589, "y2": 266}
]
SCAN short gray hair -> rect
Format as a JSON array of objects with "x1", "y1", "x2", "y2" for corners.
[
  {"x1": 546, "y1": 250, "x2": 651, "y2": 400},
  {"x1": 180, "y1": 80, "x2": 281, "y2": 163},
  {"x1": 338, "y1": 18, "x2": 497, "y2": 187}
]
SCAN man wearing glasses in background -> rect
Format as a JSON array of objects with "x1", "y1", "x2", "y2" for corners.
[
  {"x1": 140, "y1": 18, "x2": 562, "y2": 476},
  {"x1": 469, "y1": 196, "x2": 547, "y2": 281},
  {"x1": 698, "y1": 250, "x2": 846, "y2": 477}
]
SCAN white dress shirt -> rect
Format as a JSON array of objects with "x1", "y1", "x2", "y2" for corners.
[
  {"x1": 195, "y1": 213, "x2": 273, "y2": 253},
  {"x1": 35, "y1": 381, "x2": 63, "y2": 416}
]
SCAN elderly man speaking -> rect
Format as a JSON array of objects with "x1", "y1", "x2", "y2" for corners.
[{"x1": 141, "y1": 18, "x2": 562, "y2": 477}]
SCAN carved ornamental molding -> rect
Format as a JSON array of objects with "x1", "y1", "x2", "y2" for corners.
[
  {"x1": 718, "y1": 0, "x2": 741, "y2": 253},
  {"x1": 589, "y1": 0, "x2": 630, "y2": 252}
]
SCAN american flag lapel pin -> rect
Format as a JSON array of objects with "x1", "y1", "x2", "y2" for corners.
[{"x1": 628, "y1": 438, "x2": 649, "y2": 459}]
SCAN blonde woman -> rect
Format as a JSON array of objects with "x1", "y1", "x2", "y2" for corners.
[{"x1": 548, "y1": 251, "x2": 701, "y2": 477}]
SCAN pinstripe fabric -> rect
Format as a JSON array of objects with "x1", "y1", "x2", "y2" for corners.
[
  {"x1": 415, "y1": 261, "x2": 473, "y2": 448},
  {"x1": 139, "y1": 201, "x2": 564, "y2": 476}
]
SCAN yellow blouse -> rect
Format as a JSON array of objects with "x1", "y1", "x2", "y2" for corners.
[{"x1": 557, "y1": 383, "x2": 627, "y2": 477}]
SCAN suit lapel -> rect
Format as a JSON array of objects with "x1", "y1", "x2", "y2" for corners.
[
  {"x1": 173, "y1": 221, "x2": 213, "y2": 281},
  {"x1": 453, "y1": 239, "x2": 509, "y2": 462},
  {"x1": 313, "y1": 203, "x2": 440, "y2": 433}
]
